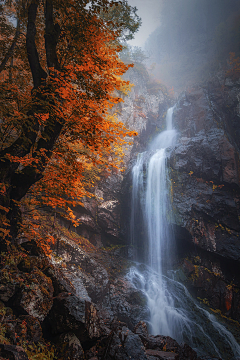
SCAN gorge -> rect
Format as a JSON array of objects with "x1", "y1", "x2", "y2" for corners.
[
  {"x1": 2, "y1": 1, "x2": 240, "y2": 359},
  {"x1": 1, "y1": 63, "x2": 240, "y2": 360},
  {"x1": 128, "y1": 105, "x2": 240, "y2": 359}
]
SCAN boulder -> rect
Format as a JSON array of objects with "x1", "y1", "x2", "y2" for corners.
[
  {"x1": 45, "y1": 293, "x2": 103, "y2": 343},
  {"x1": 50, "y1": 238, "x2": 109, "y2": 303},
  {"x1": 134, "y1": 321, "x2": 149, "y2": 338},
  {"x1": 104, "y1": 325, "x2": 147, "y2": 360},
  {"x1": 45, "y1": 293, "x2": 86, "y2": 336},
  {"x1": 107, "y1": 277, "x2": 149, "y2": 331},
  {"x1": 16, "y1": 268, "x2": 53, "y2": 321}
]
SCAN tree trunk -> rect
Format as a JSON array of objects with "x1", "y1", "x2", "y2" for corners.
[{"x1": 0, "y1": 0, "x2": 63, "y2": 245}]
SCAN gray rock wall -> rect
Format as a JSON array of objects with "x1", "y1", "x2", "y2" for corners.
[
  {"x1": 171, "y1": 83, "x2": 240, "y2": 261},
  {"x1": 170, "y1": 76, "x2": 240, "y2": 320}
]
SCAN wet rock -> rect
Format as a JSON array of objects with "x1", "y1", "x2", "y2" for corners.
[
  {"x1": 45, "y1": 292, "x2": 103, "y2": 343},
  {"x1": 166, "y1": 82, "x2": 240, "y2": 323},
  {"x1": 134, "y1": 323, "x2": 181, "y2": 356},
  {"x1": 146, "y1": 349, "x2": 179, "y2": 360},
  {"x1": 182, "y1": 259, "x2": 195, "y2": 276},
  {"x1": 104, "y1": 325, "x2": 147, "y2": 360},
  {"x1": 107, "y1": 277, "x2": 149, "y2": 331},
  {"x1": 16, "y1": 268, "x2": 53, "y2": 321},
  {"x1": 0, "y1": 345, "x2": 29, "y2": 360},
  {"x1": 142, "y1": 335, "x2": 180, "y2": 354},
  {"x1": 55, "y1": 332, "x2": 84, "y2": 360},
  {"x1": 134, "y1": 321, "x2": 149, "y2": 338},
  {"x1": 45, "y1": 293, "x2": 86, "y2": 336},
  {"x1": 85, "y1": 301, "x2": 101, "y2": 339},
  {"x1": 178, "y1": 343, "x2": 199, "y2": 360},
  {"x1": 170, "y1": 86, "x2": 240, "y2": 264},
  {"x1": 50, "y1": 238, "x2": 109, "y2": 303},
  {"x1": 181, "y1": 260, "x2": 240, "y2": 321}
]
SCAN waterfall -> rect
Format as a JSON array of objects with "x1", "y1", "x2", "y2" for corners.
[
  {"x1": 145, "y1": 107, "x2": 176, "y2": 274},
  {"x1": 128, "y1": 107, "x2": 240, "y2": 359}
]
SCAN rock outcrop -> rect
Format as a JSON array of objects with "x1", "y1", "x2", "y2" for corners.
[
  {"x1": 0, "y1": 239, "x2": 205, "y2": 360},
  {"x1": 169, "y1": 76, "x2": 240, "y2": 320}
]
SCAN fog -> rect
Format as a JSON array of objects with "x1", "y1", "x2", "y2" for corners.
[
  {"x1": 127, "y1": 0, "x2": 240, "y2": 92},
  {"x1": 127, "y1": 0, "x2": 162, "y2": 47}
]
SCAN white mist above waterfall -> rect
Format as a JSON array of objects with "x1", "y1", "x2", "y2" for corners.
[{"x1": 128, "y1": 107, "x2": 240, "y2": 359}]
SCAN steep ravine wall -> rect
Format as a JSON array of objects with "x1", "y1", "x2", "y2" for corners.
[
  {"x1": 169, "y1": 77, "x2": 240, "y2": 321},
  {"x1": 62, "y1": 66, "x2": 240, "y2": 322},
  {"x1": 119, "y1": 71, "x2": 240, "y2": 323}
]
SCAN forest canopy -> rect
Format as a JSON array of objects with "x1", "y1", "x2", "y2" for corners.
[{"x1": 0, "y1": 0, "x2": 140, "y2": 248}]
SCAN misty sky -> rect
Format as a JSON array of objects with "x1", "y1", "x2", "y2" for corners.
[{"x1": 127, "y1": 0, "x2": 162, "y2": 48}]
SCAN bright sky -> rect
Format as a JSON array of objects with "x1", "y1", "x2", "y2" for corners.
[{"x1": 127, "y1": 0, "x2": 162, "y2": 48}]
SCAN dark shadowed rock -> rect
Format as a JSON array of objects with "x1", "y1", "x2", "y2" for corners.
[
  {"x1": 55, "y1": 332, "x2": 84, "y2": 360},
  {"x1": 134, "y1": 321, "x2": 149, "y2": 338},
  {"x1": 178, "y1": 343, "x2": 199, "y2": 360},
  {"x1": 104, "y1": 325, "x2": 147, "y2": 360},
  {"x1": 0, "y1": 282, "x2": 15, "y2": 303},
  {"x1": 45, "y1": 293, "x2": 86, "y2": 335},
  {"x1": 45, "y1": 292, "x2": 105, "y2": 343},
  {"x1": 146, "y1": 349, "x2": 179, "y2": 360},
  {"x1": 0, "y1": 345, "x2": 29, "y2": 360},
  {"x1": 171, "y1": 86, "x2": 240, "y2": 261},
  {"x1": 106, "y1": 277, "x2": 149, "y2": 331},
  {"x1": 168, "y1": 82, "x2": 240, "y2": 322}
]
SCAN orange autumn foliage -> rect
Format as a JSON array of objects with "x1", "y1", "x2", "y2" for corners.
[{"x1": 0, "y1": 0, "x2": 138, "y2": 248}]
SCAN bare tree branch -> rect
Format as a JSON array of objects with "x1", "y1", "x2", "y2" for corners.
[
  {"x1": 26, "y1": 0, "x2": 47, "y2": 88},
  {"x1": 45, "y1": 0, "x2": 61, "y2": 70},
  {"x1": 0, "y1": 18, "x2": 20, "y2": 74}
]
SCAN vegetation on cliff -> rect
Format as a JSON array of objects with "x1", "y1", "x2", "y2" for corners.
[{"x1": 0, "y1": 0, "x2": 141, "y2": 249}]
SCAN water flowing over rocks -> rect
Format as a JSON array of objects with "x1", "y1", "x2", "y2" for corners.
[
  {"x1": 0, "y1": 237, "x2": 207, "y2": 360},
  {"x1": 2, "y1": 68, "x2": 240, "y2": 358}
]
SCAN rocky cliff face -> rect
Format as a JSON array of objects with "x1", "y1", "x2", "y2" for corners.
[
  {"x1": 169, "y1": 75, "x2": 240, "y2": 320},
  {"x1": 81, "y1": 67, "x2": 240, "y2": 324},
  {"x1": 63, "y1": 68, "x2": 171, "y2": 249},
  {"x1": 0, "y1": 238, "x2": 202, "y2": 360}
]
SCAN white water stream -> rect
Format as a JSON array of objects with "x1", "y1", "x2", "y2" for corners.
[{"x1": 128, "y1": 107, "x2": 240, "y2": 359}]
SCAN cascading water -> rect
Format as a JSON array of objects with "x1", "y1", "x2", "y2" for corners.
[{"x1": 128, "y1": 107, "x2": 240, "y2": 359}]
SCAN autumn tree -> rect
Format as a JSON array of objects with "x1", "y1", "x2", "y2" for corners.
[
  {"x1": 0, "y1": 0, "x2": 140, "y2": 247},
  {"x1": 100, "y1": 0, "x2": 141, "y2": 41}
]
